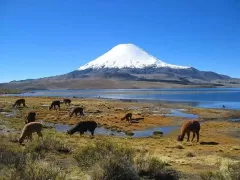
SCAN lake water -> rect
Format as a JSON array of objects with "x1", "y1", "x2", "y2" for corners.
[
  {"x1": 43, "y1": 121, "x2": 178, "y2": 138},
  {"x1": 6, "y1": 88, "x2": 240, "y2": 110}
]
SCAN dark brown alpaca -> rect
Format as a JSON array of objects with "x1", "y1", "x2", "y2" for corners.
[
  {"x1": 62, "y1": 98, "x2": 71, "y2": 106},
  {"x1": 177, "y1": 120, "x2": 200, "y2": 142},
  {"x1": 121, "y1": 113, "x2": 132, "y2": 123},
  {"x1": 25, "y1": 111, "x2": 36, "y2": 124},
  {"x1": 49, "y1": 100, "x2": 60, "y2": 110},
  {"x1": 67, "y1": 121, "x2": 97, "y2": 137},
  {"x1": 13, "y1": 98, "x2": 26, "y2": 108},
  {"x1": 69, "y1": 107, "x2": 84, "y2": 117}
]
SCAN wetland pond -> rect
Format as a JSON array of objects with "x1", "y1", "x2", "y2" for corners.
[
  {"x1": 43, "y1": 121, "x2": 178, "y2": 138},
  {"x1": 6, "y1": 88, "x2": 240, "y2": 110},
  {"x1": 1, "y1": 109, "x2": 192, "y2": 137}
]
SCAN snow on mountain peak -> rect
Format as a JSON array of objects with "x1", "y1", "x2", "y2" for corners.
[{"x1": 78, "y1": 43, "x2": 189, "y2": 70}]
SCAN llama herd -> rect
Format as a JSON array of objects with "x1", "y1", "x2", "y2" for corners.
[{"x1": 11, "y1": 98, "x2": 201, "y2": 145}]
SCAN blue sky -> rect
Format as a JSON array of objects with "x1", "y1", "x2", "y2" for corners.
[{"x1": 1, "y1": 0, "x2": 240, "y2": 83}]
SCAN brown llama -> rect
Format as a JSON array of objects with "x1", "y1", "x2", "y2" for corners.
[
  {"x1": 177, "y1": 120, "x2": 200, "y2": 142},
  {"x1": 49, "y1": 100, "x2": 60, "y2": 110},
  {"x1": 62, "y1": 98, "x2": 71, "y2": 106},
  {"x1": 13, "y1": 98, "x2": 26, "y2": 108},
  {"x1": 121, "y1": 113, "x2": 133, "y2": 123},
  {"x1": 25, "y1": 111, "x2": 36, "y2": 124},
  {"x1": 69, "y1": 107, "x2": 84, "y2": 117},
  {"x1": 19, "y1": 122, "x2": 43, "y2": 144}
]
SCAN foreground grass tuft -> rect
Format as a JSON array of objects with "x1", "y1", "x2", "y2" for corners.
[
  {"x1": 91, "y1": 157, "x2": 139, "y2": 180},
  {"x1": 74, "y1": 140, "x2": 134, "y2": 170},
  {"x1": 0, "y1": 146, "x2": 68, "y2": 180},
  {"x1": 74, "y1": 139, "x2": 180, "y2": 180},
  {"x1": 200, "y1": 162, "x2": 240, "y2": 180},
  {"x1": 135, "y1": 154, "x2": 179, "y2": 180},
  {"x1": 25, "y1": 135, "x2": 72, "y2": 154}
]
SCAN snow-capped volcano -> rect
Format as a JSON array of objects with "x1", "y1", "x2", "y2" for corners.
[
  {"x1": 0, "y1": 43, "x2": 234, "y2": 90},
  {"x1": 78, "y1": 44, "x2": 189, "y2": 70}
]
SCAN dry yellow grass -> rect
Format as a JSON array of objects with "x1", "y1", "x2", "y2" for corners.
[{"x1": 0, "y1": 96, "x2": 240, "y2": 177}]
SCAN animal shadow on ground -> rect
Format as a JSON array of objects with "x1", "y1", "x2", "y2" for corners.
[
  {"x1": 131, "y1": 118, "x2": 145, "y2": 123},
  {"x1": 200, "y1": 141, "x2": 219, "y2": 145}
]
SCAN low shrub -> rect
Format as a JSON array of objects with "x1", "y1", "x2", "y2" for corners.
[
  {"x1": 3, "y1": 157, "x2": 68, "y2": 180},
  {"x1": 135, "y1": 154, "x2": 179, "y2": 180},
  {"x1": 74, "y1": 140, "x2": 180, "y2": 180},
  {"x1": 0, "y1": 147, "x2": 26, "y2": 169},
  {"x1": 91, "y1": 157, "x2": 139, "y2": 180},
  {"x1": 74, "y1": 140, "x2": 134, "y2": 170},
  {"x1": 0, "y1": 144, "x2": 68, "y2": 180},
  {"x1": 200, "y1": 162, "x2": 240, "y2": 180},
  {"x1": 25, "y1": 136, "x2": 72, "y2": 154}
]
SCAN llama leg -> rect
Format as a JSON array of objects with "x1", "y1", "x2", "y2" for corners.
[
  {"x1": 196, "y1": 131, "x2": 199, "y2": 142},
  {"x1": 37, "y1": 132, "x2": 43, "y2": 139},
  {"x1": 191, "y1": 132, "x2": 195, "y2": 142},
  {"x1": 187, "y1": 132, "x2": 190, "y2": 141},
  {"x1": 90, "y1": 130, "x2": 94, "y2": 137}
]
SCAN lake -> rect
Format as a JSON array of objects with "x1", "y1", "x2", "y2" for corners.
[{"x1": 5, "y1": 88, "x2": 240, "y2": 110}]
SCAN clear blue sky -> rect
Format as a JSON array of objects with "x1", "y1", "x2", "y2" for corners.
[{"x1": 1, "y1": 0, "x2": 240, "y2": 83}]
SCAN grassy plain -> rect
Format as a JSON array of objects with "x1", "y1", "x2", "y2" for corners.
[{"x1": 0, "y1": 96, "x2": 240, "y2": 179}]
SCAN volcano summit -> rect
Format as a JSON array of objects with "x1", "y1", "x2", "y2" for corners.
[{"x1": 78, "y1": 43, "x2": 189, "y2": 70}]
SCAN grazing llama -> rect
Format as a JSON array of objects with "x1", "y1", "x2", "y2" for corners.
[{"x1": 177, "y1": 120, "x2": 200, "y2": 142}]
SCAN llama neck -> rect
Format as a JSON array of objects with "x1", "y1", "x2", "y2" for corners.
[
  {"x1": 68, "y1": 126, "x2": 78, "y2": 134},
  {"x1": 180, "y1": 129, "x2": 187, "y2": 139}
]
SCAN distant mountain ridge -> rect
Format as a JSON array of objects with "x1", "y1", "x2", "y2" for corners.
[{"x1": 0, "y1": 43, "x2": 239, "y2": 90}]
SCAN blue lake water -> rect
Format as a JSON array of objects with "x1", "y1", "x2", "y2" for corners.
[
  {"x1": 43, "y1": 122, "x2": 178, "y2": 138},
  {"x1": 165, "y1": 109, "x2": 199, "y2": 119},
  {"x1": 6, "y1": 88, "x2": 240, "y2": 110}
]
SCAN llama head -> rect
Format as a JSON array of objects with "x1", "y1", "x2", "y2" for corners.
[
  {"x1": 18, "y1": 137, "x2": 23, "y2": 144},
  {"x1": 66, "y1": 130, "x2": 72, "y2": 135},
  {"x1": 177, "y1": 135, "x2": 183, "y2": 141}
]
